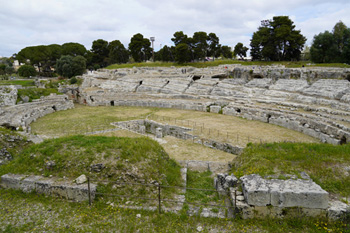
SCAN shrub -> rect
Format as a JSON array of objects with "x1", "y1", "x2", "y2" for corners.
[{"x1": 18, "y1": 65, "x2": 37, "y2": 78}]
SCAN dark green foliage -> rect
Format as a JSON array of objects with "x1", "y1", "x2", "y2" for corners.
[
  {"x1": 108, "y1": 40, "x2": 129, "y2": 64},
  {"x1": 91, "y1": 39, "x2": 109, "y2": 67},
  {"x1": 61, "y1": 42, "x2": 87, "y2": 57},
  {"x1": 234, "y1": 42, "x2": 249, "y2": 59},
  {"x1": 192, "y1": 31, "x2": 208, "y2": 60},
  {"x1": 207, "y1": 32, "x2": 220, "y2": 59},
  {"x1": 175, "y1": 43, "x2": 191, "y2": 63},
  {"x1": 310, "y1": 21, "x2": 350, "y2": 63},
  {"x1": 250, "y1": 16, "x2": 306, "y2": 61},
  {"x1": 56, "y1": 55, "x2": 86, "y2": 78},
  {"x1": 155, "y1": 45, "x2": 174, "y2": 62},
  {"x1": 128, "y1": 33, "x2": 152, "y2": 62},
  {"x1": 220, "y1": 45, "x2": 233, "y2": 59},
  {"x1": 171, "y1": 31, "x2": 189, "y2": 46},
  {"x1": 17, "y1": 65, "x2": 36, "y2": 77},
  {"x1": 70, "y1": 77, "x2": 77, "y2": 84}
]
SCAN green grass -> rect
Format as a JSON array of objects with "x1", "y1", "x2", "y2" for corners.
[
  {"x1": 232, "y1": 142, "x2": 350, "y2": 197},
  {"x1": 106, "y1": 60, "x2": 350, "y2": 69},
  {"x1": 186, "y1": 170, "x2": 221, "y2": 204},
  {"x1": 0, "y1": 188, "x2": 348, "y2": 232},
  {"x1": 0, "y1": 135, "x2": 182, "y2": 187},
  {"x1": 16, "y1": 88, "x2": 60, "y2": 103},
  {"x1": 0, "y1": 80, "x2": 35, "y2": 86}
]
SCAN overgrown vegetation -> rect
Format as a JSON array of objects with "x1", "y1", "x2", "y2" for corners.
[
  {"x1": 232, "y1": 142, "x2": 350, "y2": 197},
  {"x1": 16, "y1": 87, "x2": 60, "y2": 103},
  {"x1": 186, "y1": 170, "x2": 221, "y2": 204}
]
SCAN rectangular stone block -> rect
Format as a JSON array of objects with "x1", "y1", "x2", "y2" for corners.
[
  {"x1": 241, "y1": 174, "x2": 270, "y2": 206},
  {"x1": 0, "y1": 174, "x2": 25, "y2": 190},
  {"x1": 270, "y1": 179, "x2": 329, "y2": 209}
]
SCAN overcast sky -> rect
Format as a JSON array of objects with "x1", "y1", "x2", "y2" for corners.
[{"x1": 1, "y1": 0, "x2": 350, "y2": 57}]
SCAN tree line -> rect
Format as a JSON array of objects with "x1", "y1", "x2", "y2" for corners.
[{"x1": 7, "y1": 16, "x2": 350, "y2": 78}]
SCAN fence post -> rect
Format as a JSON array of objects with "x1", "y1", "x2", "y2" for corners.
[
  {"x1": 158, "y1": 183, "x2": 161, "y2": 214},
  {"x1": 88, "y1": 177, "x2": 92, "y2": 206}
]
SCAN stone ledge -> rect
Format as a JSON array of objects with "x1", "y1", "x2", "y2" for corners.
[
  {"x1": 241, "y1": 174, "x2": 329, "y2": 209},
  {"x1": 0, "y1": 173, "x2": 96, "y2": 202}
]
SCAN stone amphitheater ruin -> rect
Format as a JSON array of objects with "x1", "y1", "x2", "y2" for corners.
[{"x1": 1, "y1": 64, "x2": 350, "y2": 219}]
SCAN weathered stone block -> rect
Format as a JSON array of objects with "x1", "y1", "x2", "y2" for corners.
[{"x1": 241, "y1": 174, "x2": 270, "y2": 206}]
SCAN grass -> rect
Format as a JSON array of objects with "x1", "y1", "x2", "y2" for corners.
[
  {"x1": 232, "y1": 142, "x2": 350, "y2": 197},
  {"x1": 106, "y1": 60, "x2": 350, "y2": 69},
  {"x1": 186, "y1": 170, "x2": 221, "y2": 204},
  {"x1": 0, "y1": 79, "x2": 35, "y2": 86},
  {"x1": 0, "y1": 135, "x2": 182, "y2": 187},
  {"x1": 16, "y1": 88, "x2": 60, "y2": 103},
  {"x1": 31, "y1": 105, "x2": 319, "y2": 146},
  {"x1": 0, "y1": 188, "x2": 348, "y2": 232}
]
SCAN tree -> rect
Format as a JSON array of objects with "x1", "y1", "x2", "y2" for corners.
[
  {"x1": 91, "y1": 39, "x2": 109, "y2": 67},
  {"x1": 155, "y1": 45, "x2": 174, "y2": 62},
  {"x1": 192, "y1": 31, "x2": 208, "y2": 60},
  {"x1": 108, "y1": 40, "x2": 129, "y2": 64},
  {"x1": 310, "y1": 31, "x2": 337, "y2": 63},
  {"x1": 56, "y1": 55, "x2": 86, "y2": 78},
  {"x1": 220, "y1": 46, "x2": 233, "y2": 59},
  {"x1": 62, "y1": 43, "x2": 87, "y2": 57},
  {"x1": 250, "y1": 16, "x2": 306, "y2": 61},
  {"x1": 128, "y1": 33, "x2": 152, "y2": 62},
  {"x1": 207, "y1": 33, "x2": 220, "y2": 60},
  {"x1": 175, "y1": 43, "x2": 191, "y2": 63},
  {"x1": 171, "y1": 31, "x2": 189, "y2": 46},
  {"x1": 234, "y1": 43, "x2": 249, "y2": 59},
  {"x1": 18, "y1": 65, "x2": 37, "y2": 78}
]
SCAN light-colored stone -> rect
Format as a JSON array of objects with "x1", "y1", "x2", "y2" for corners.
[{"x1": 75, "y1": 174, "x2": 87, "y2": 184}]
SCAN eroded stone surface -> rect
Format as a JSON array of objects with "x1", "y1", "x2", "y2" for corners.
[{"x1": 241, "y1": 174, "x2": 329, "y2": 209}]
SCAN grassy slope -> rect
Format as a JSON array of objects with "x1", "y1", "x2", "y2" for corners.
[
  {"x1": 232, "y1": 142, "x2": 350, "y2": 197},
  {"x1": 106, "y1": 60, "x2": 350, "y2": 69},
  {"x1": 0, "y1": 135, "x2": 182, "y2": 187}
]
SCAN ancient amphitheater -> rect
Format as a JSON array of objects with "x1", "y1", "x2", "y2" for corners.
[
  {"x1": 74, "y1": 64, "x2": 350, "y2": 145},
  {"x1": 1, "y1": 64, "x2": 350, "y2": 219}
]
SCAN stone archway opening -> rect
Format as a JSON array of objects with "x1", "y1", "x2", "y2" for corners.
[
  {"x1": 340, "y1": 135, "x2": 347, "y2": 145},
  {"x1": 253, "y1": 74, "x2": 263, "y2": 79},
  {"x1": 192, "y1": 75, "x2": 202, "y2": 81},
  {"x1": 111, "y1": 101, "x2": 115, "y2": 106}
]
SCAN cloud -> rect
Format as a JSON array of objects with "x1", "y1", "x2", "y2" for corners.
[{"x1": 0, "y1": 0, "x2": 350, "y2": 57}]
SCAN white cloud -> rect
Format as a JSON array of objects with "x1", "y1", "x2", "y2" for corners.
[{"x1": 0, "y1": 0, "x2": 350, "y2": 56}]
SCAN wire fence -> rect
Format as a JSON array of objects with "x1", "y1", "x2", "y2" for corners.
[{"x1": 87, "y1": 177, "x2": 238, "y2": 218}]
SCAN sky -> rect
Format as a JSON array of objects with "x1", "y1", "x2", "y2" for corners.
[{"x1": 1, "y1": 0, "x2": 350, "y2": 57}]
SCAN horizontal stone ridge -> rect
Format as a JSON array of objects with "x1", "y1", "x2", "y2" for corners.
[
  {"x1": 241, "y1": 174, "x2": 329, "y2": 209},
  {"x1": 0, "y1": 173, "x2": 96, "y2": 202}
]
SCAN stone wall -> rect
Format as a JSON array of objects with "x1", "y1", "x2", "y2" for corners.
[
  {"x1": 115, "y1": 119, "x2": 244, "y2": 155},
  {"x1": 0, "y1": 85, "x2": 17, "y2": 106},
  {"x1": 1, "y1": 174, "x2": 96, "y2": 202},
  {"x1": 0, "y1": 94, "x2": 74, "y2": 131}
]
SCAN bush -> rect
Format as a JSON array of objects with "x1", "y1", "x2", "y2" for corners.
[
  {"x1": 18, "y1": 65, "x2": 37, "y2": 78},
  {"x1": 70, "y1": 77, "x2": 77, "y2": 84}
]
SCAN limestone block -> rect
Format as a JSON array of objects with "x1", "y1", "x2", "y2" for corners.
[
  {"x1": 210, "y1": 105, "x2": 221, "y2": 113},
  {"x1": 269, "y1": 179, "x2": 329, "y2": 209},
  {"x1": 241, "y1": 174, "x2": 270, "y2": 206},
  {"x1": 0, "y1": 174, "x2": 25, "y2": 190},
  {"x1": 21, "y1": 175, "x2": 42, "y2": 192},
  {"x1": 156, "y1": 127, "x2": 163, "y2": 138},
  {"x1": 35, "y1": 179, "x2": 54, "y2": 195}
]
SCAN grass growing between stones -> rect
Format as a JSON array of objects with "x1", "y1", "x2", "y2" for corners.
[
  {"x1": 232, "y1": 142, "x2": 350, "y2": 197},
  {"x1": 186, "y1": 170, "x2": 221, "y2": 204},
  {"x1": 0, "y1": 188, "x2": 349, "y2": 232},
  {"x1": 0, "y1": 135, "x2": 182, "y2": 189}
]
